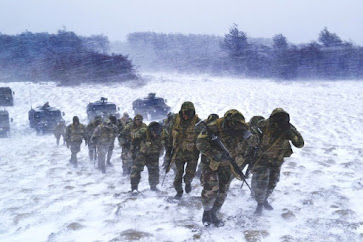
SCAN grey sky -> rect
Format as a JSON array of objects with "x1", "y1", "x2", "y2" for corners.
[{"x1": 1, "y1": 0, "x2": 362, "y2": 44}]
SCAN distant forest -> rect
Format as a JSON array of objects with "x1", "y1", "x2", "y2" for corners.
[
  {"x1": 1, "y1": 26, "x2": 362, "y2": 83},
  {"x1": 113, "y1": 25, "x2": 363, "y2": 80},
  {"x1": 0, "y1": 30, "x2": 137, "y2": 84}
]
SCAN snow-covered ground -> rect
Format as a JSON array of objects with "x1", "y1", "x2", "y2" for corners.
[{"x1": 0, "y1": 73, "x2": 362, "y2": 242}]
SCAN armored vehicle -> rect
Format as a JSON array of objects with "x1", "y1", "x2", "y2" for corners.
[
  {"x1": 132, "y1": 93, "x2": 170, "y2": 120},
  {"x1": 0, "y1": 110, "x2": 11, "y2": 137},
  {"x1": 0, "y1": 87, "x2": 14, "y2": 106},
  {"x1": 87, "y1": 97, "x2": 120, "y2": 121},
  {"x1": 28, "y1": 102, "x2": 65, "y2": 135}
]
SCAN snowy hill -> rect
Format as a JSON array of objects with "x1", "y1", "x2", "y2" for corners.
[{"x1": 0, "y1": 73, "x2": 362, "y2": 241}]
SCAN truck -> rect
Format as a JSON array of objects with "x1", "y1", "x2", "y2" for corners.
[
  {"x1": 86, "y1": 97, "x2": 120, "y2": 121},
  {"x1": 28, "y1": 103, "x2": 65, "y2": 135},
  {"x1": 132, "y1": 93, "x2": 170, "y2": 120},
  {"x1": 0, "y1": 87, "x2": 14, "y2": 106}
]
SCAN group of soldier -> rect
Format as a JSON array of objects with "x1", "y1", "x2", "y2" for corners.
[{"x1": 52, "y1": 101, "x2": 304, "y2": 227}]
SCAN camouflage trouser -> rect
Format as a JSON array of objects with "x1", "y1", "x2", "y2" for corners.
[
  {"x1": 107, "y1": 143, "x2": 114, "y2": 164},
  {"x1": 130, "y1": 153, "x2": 160, "y2": 190},
  {"x1": 55, "y1": 134, "x2": 65, "y2": 145},
  {"x1": 121, "y1": 145, "x2": 133, "y2": 175},
  {"x1": 200, "y1": 162, "x2": 232, "y2": 212},
  {"x1": 173, "y1": 149, "x2": 200, "y2": 193},
  {"x1": 251, "y1": 161, "x2": 281, "y2": 204},
  {"x1": 88, "y1": 142, "x2": 97, "y2": 161},
  {"x1": 97, "y1": 144, "x2": 111, "y2": 173},
  {"x1": 69, "y1": 141, "x2": 82, "y2": 164}
]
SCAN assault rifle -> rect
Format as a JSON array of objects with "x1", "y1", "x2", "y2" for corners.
[
  {"x1": 195, "y1": 120, "x2": 251, "y2": 191},
  {"x1": 161, "y1": 147, "x2": 174, "y2": 186}
]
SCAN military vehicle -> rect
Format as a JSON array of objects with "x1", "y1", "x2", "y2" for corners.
[
  {"x1": 0, "y1": 110, "x2": 11, "y2": 137},
  {"x1": 0, "y1": 87, "x2": 14, "y2": 106},
  {"x1": 87, "y1": 97, "x2": 120, "y2": 121},
  {"x1": 28, "y1": 102, "x2": 65, "y2": 135},
  {"x1": 132, "y1": 93, "x2": 170, "y2": 120}
]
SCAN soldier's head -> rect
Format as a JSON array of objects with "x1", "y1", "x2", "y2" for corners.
[
  {"x1": 179, "y1": 101, "x2": 195, "y2": 121},
  {"x1": 123, "y1": 112, "x2": 129, "y2": 118},
  {"x1": 73, "y1": 116, "x2": 80, "y2": 125},
  {"x1": 206, "y1": 114, "x2": 219, "y2": 124},
  {"x1": 134, "y1": 114, "x2": 143, "y2": 126},
  {"x1": 148, "y1": 121, "x2": 162, "y2": 137},
  {"x1": 222, "y1": 109, "x2": 247, "y2": 136},
  {"x1": 269, "y1": 108, "x2": 290, "y2": 130},
  {"x1": 248, "y1": 116, "x2": 265, "y2": 128},
  {"x1": 108, "y1": 115, "x2": 117, "y2": 125},
  {"x1": 94, "y1": 115, "x2": 102, "y2": 125}
]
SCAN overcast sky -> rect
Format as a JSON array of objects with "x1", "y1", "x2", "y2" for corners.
[{"x1": 1, "y1": 0, "x2": 362, "y2": 45}]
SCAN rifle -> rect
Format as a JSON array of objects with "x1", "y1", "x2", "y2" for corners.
[
  {"x1": 161, "y1": 147, "x2": 175, "y2": 187},
  {"x1": 195, "y1": 120, "x2": 251, "y2": 191}
]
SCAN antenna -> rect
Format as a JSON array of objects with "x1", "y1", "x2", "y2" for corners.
[{"x1": 29, "y1": 87, "x2": 33, "y2": 109}]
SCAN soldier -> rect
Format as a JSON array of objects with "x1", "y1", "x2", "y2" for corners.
[
  {"x1": 119, "y1": 114, "x2": 146, "y2": 176},
  {"x1": 251, "y1": 108, "x2": 304, "y2": 215},
  {"x1": 166, "y1": 101, "x2": 201, "y2": 199},
  {"x1": 86, "y1": 116, "x2": 102, "y2": 161},
  {"x1": 117, "y1": 112, "x2": 133, "y2": 176},
  {"x1": 91, "y1": 117, "x2": 118, "y2": 173},
  {"x1": 120, "y1": 112, "x2": 132, "y2": 127},
  {"x1": 161, "y1": 112, "x2": 175, "y2": 171},
  {"x1": 195, "y1": 114, "x2": 219, "y2": 179},
  {"x1": 130, "y1": 122, "x2": 163, "y2": 192},
  {"x1": 53, "y1": 120, "x2": 66, "y2": 145},
  {"x1": 65, "y1": 116, "x2": 87, "y2": 167},
  {"x1": 106, "y1": 115, "x2": 119, "y2": 166},
  {"x1": 196, "y1": 109, "x2": 256, "y2": 227}
]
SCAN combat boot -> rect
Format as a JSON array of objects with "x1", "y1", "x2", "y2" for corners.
[
  {"x1": 150, "y1": 186, "x2": 160, "y2": 192},
  {"x1": 107, "y1": 161, "x2": 113, "y2": 167},
  {"x1": 254, "y1": 203, "x2": 263, "y2": 216},
  {"x1": 202, "y1": 210, "x2": 212, "y2": 226},
  {"x1": 211, "y1": 212, "x2": 224, "y2": 227},
  {"x1": 185, "y1": 183, "x2": 192, "y2": 193},
  {"x1": 263, "y1": 200, "x2": 273, "y2": 210},
  {"x1": 174, "y1": 191, "x2": 183, "y2": 200}
]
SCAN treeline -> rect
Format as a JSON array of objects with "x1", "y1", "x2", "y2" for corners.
[
  {"x1": 113, "y1": 25, "x2": 363, "y2": 80},
  {"x1": 0, "y1": 30, "x2": 137, "y2": 84}
]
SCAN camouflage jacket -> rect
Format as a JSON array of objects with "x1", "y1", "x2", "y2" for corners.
[
  {"x1": 92, "y1": 121, "x2": 118, "y2": 146},
  {"x1": 196, "y1": 118, "x2": 257, "y2": 171},
  {"x1": 256, "y1": 109, "x2": 304, "y2": 165},
  {"x1": 119, "y1": 121, "x2": 147, "y2": 147},
  {"x1": 86, "y1": 121, "x2": 100, "y2": 142},
  {"x1": 65, "y1": 123, "x2": 86, "y2": 143},
  {"x1": 53, "y1": 122, "x2": 66, "y2": 136},
  {"x1": 166, "y1": 113, "x2": 202, "y2": 152},
  {"x1": 131, "y1": 126, "x2": 163, "y2": 156}
]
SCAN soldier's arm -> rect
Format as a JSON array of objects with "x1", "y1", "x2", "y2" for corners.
[
  {"x1": 289, "y1": 124, "x2": 304, "y2": 148},
  {"x1": 65, "y1": 125, "x2": 71, "y2": 143},
  {"x1": 196, "y1": 131, "x2": 224, "y2": 162}
]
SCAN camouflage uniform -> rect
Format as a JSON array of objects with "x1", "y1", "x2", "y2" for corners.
[
  {"x1": 119, "y1": 114, "x2": 146, "y2": 176},
  {"x1": 196, "y1": 114, "x2": 219, "y2": 179},
  {"x1": 130, "y1": 122, "x2": 163, "y2": 191},
  {"x1": 117, "y1": 113, "x2": 133, "y2": 175},
  {"x1": 166, "y1": 102, "x2": 201, "y2": 198},
  {"x1": 251, "y1": 108, "x2": 304, "y2": 215},
  {"x1": 86, "y1": 116, "x2": 102, "y2": 161},
  {"x1": 91, "y1": 119, "x2": 118, "y2": 173},
  {"x1": 196, "y1": 110, "x2": 256, "y2": 226},
  {"x1": 53, "y1": 120, "x2": 66, "y2": 145},
  {"x1": 161, "y1": 112, "x2": 175, "y2": 171},
  {"x1": 65, "y1": 116, "x2": 86, "y2": 166}
]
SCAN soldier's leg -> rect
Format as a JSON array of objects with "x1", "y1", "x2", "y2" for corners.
[
  {"x1": 264, "y1": 164, "x2": 281, "y2": 210},
  {"x1": 173, "y1": 158, "x2": 186, "y2": 195},
  {"x1": 55, "y1": 135, "x2": 60, "y2": 145},
  {"x1": 212, "y1": 166, "x2": 232, "y2": 213},
  {"x1": 130, "y1": 155, "x2": 145, "y2": 190},
  {"x1": 252, "y1": 165, "x2": 270, "y2": 215},
  {"x1": 70, "y1": 142, "x2": 81, "y2": 166},
  {"x1": 121, "y1": 147, "x2": 132, "y2": 176},
  {"x1": 201, "y1": 165, "x2": 219, "y2": 226},
  {"x1": 183, "y1": 151, "x2": 199, "y2": 193},
  {"x1": 88, "y1": 144, "x2": 94, "y2": 161},
  {"x1": 146, "y1": 154, "x2": 160, "y2": 189},
  {"x1": 106, "y1": 143, "x2": 114, "y2": 166},
  {"x1": 97, "y1": 146, "x2": 107, "y2": 174}
]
